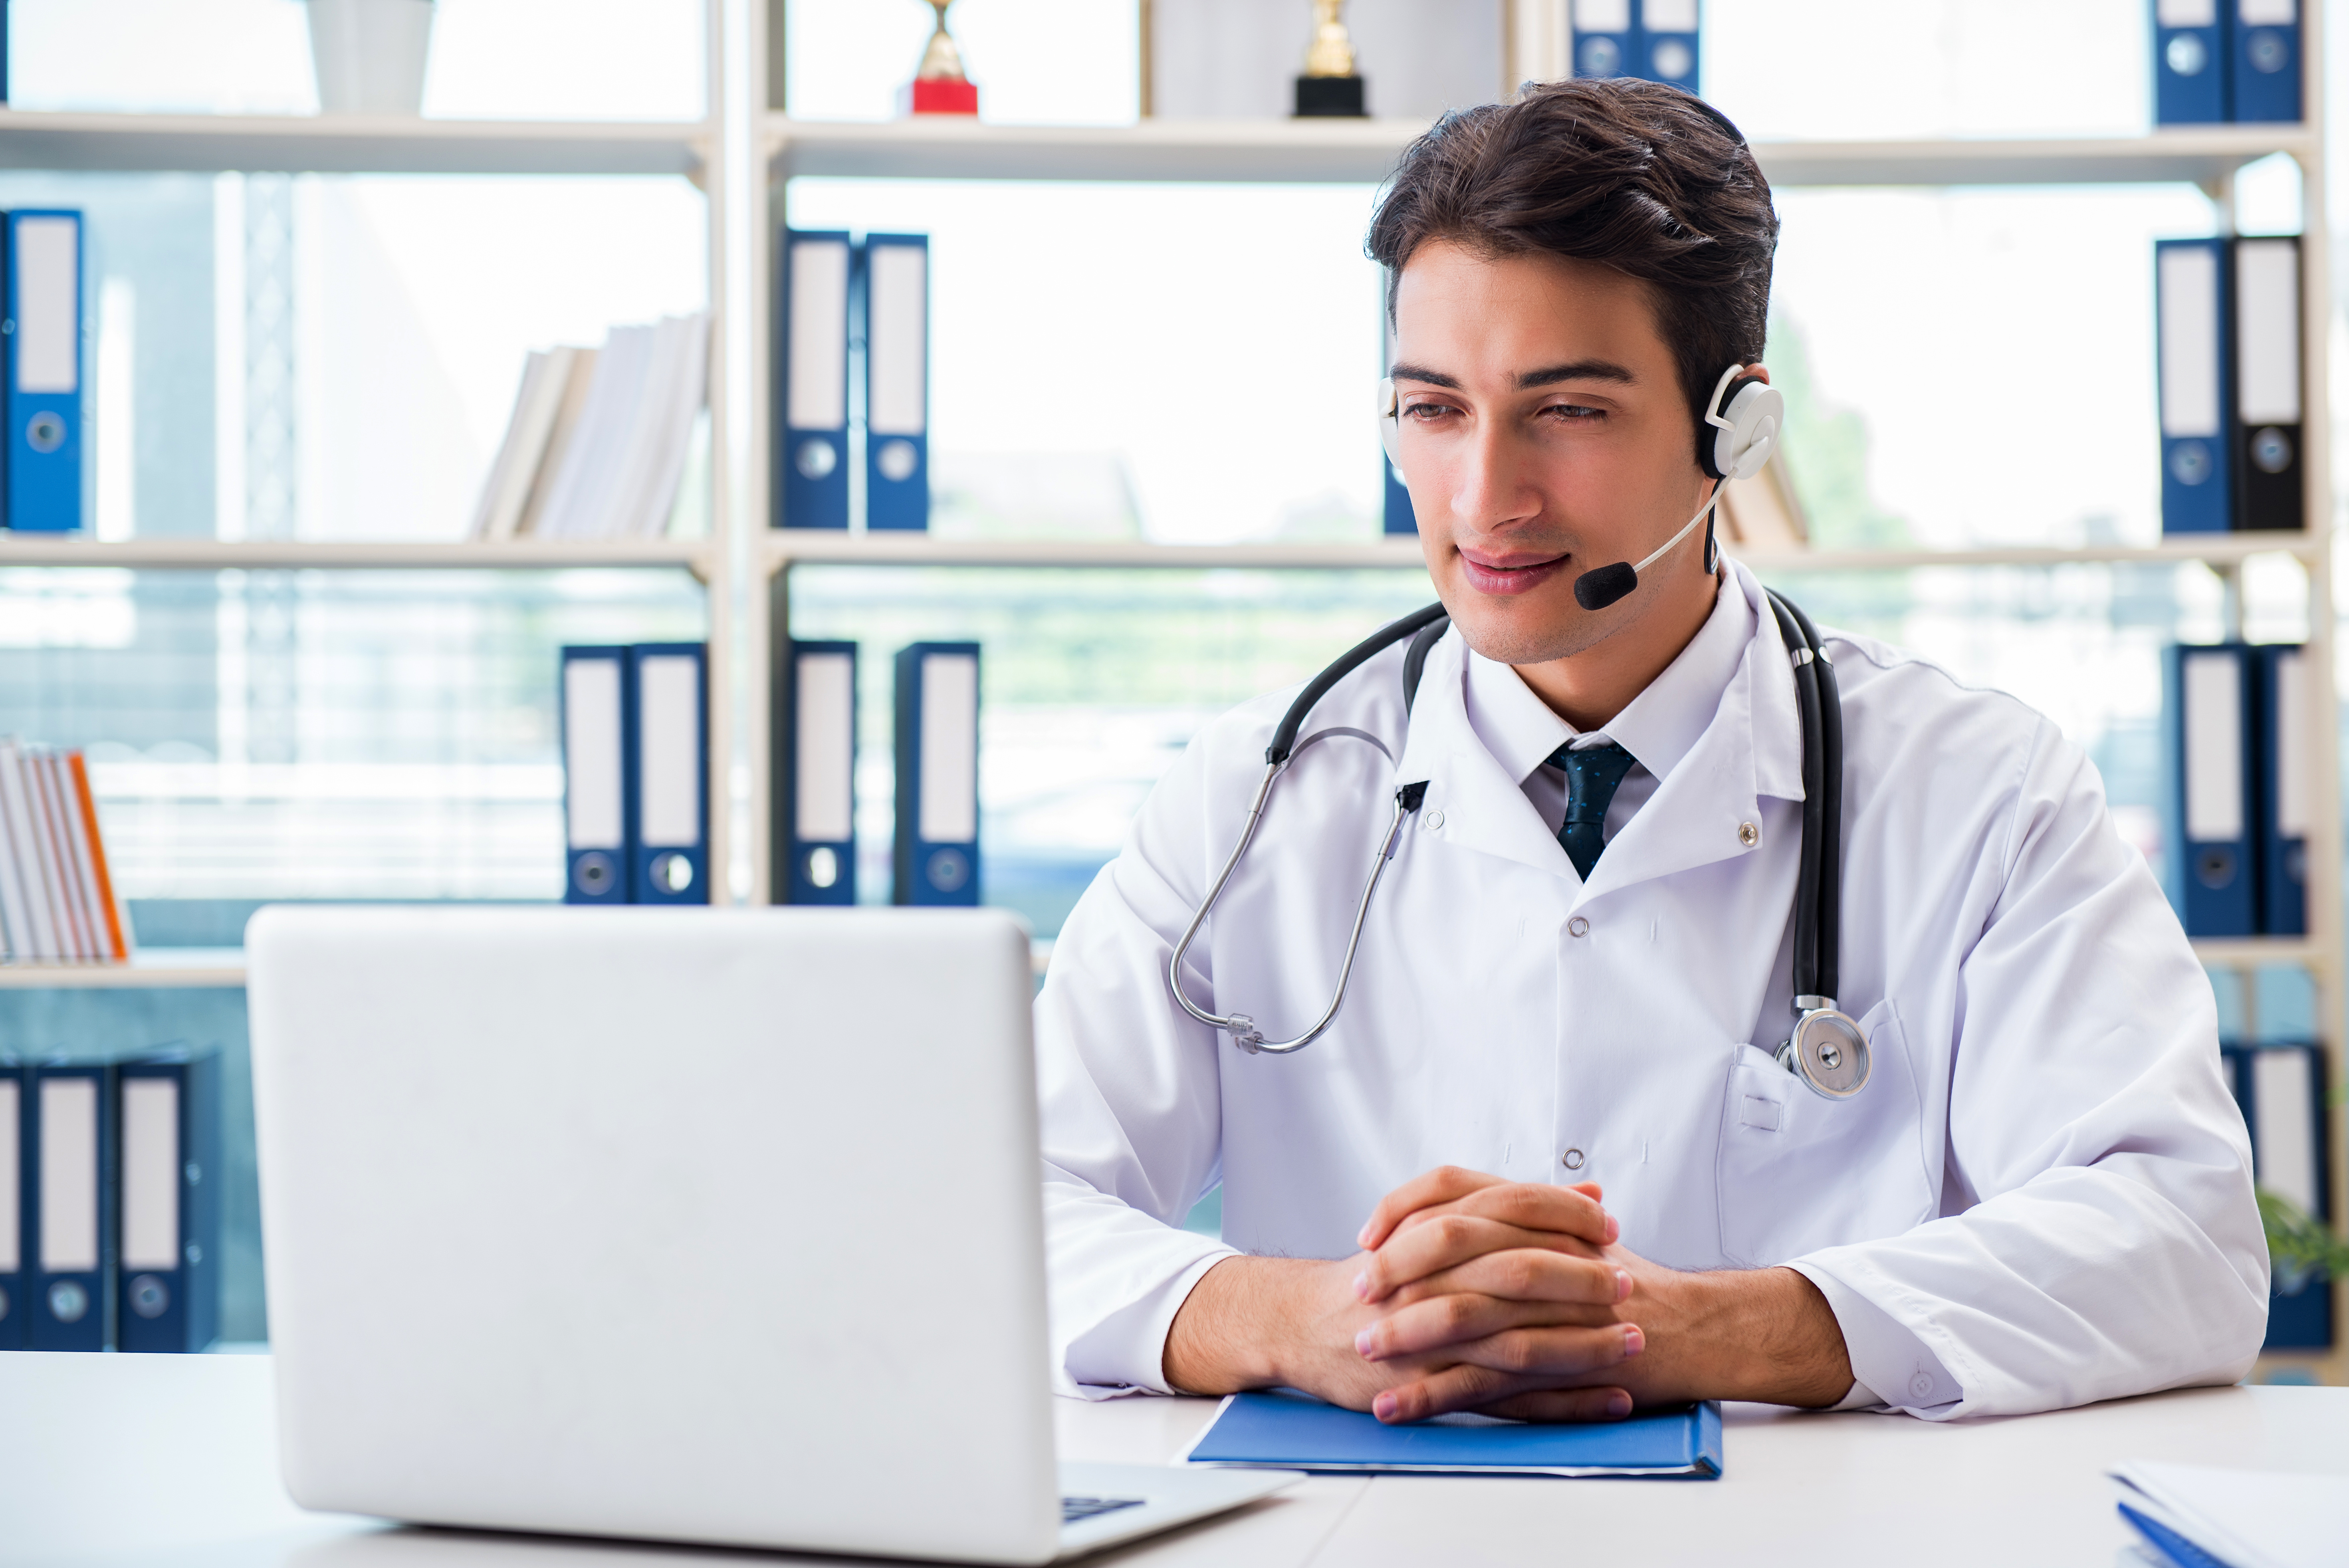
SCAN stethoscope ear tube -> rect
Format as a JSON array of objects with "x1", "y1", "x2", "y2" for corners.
[{"x1": 1764, "y1": 589, "x2": 1868, "y2": 1099}]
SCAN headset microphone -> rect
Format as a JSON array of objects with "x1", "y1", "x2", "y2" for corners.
[{"x1": 1570, "y1": 364, "x2": 1784, "y2": 611}]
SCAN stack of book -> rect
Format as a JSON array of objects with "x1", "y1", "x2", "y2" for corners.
[
  {"x1": 468, "y1": 313, "x2": 711, "y2": 542},
  {"x1": 0, "y1": 739, "x2": 129, "y2": 965}
]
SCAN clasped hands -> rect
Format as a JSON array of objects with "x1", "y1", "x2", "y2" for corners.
[{"x1": 1162, "y1": 1165, "x2": 1852, "y2": 1423}]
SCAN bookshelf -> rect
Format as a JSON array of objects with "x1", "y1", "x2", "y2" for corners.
[{"x1": 0, "y1": 0, "x2": 2338, "y2": 1383}]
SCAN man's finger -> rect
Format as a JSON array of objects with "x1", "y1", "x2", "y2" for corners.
[
  {"x1": 1473, "y1": 1387, "x2": 1635, "y2": 1423},
  {"x1": 1435, "y1": 1321, "x2": 1645, "y2": 1379},
  {"x1": 1358, "y1": 1262, "x2": 1628, "y2": 1359},
  {"x1": 1395, "y1": 1181, "x2": 1618, "y2": 1250},
  {"x1": 1356, "y1": 1166, "x2": 1509, "y2": 1252},
  {"x1": 1354, "y1": 1214, "x2": 1606, "y2": 1302}
]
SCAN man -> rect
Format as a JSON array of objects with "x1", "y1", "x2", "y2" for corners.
[{"x1": 1036, "y1": 80, "x2": 2266, "y2": 1423}]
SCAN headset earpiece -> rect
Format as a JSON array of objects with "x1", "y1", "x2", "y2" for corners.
[
  {"x1": 1377, "y1": 377, "x2": 1401, "y2": 467},
  {"x1": 1701, "y1": 365, "x2": 1785, "y2": 483}
]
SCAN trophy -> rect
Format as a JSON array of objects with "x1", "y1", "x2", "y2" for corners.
[
  {"x1": 1294, "y1": 0, "x2": 1368, "y2": 117},
  {"x1": 906, "y1": 0, "x2": 979, "y2": 116}
]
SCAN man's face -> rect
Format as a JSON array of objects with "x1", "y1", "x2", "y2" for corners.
[{"x1": 1390, "y1": 241, "x2": 1717, "y2": 668}]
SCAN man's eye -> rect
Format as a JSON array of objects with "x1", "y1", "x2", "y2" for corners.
[
  {"x1": 1545, "y1": 402, "x2": 1605, "y2": 422},
  {"x1": 1404, "y1": 403, "x2": 1452, "y2": 422}
]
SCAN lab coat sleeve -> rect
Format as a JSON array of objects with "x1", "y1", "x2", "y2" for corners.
[
  {"x1": 1034, "y1": 716, "x2": 1254, "y2": 1398},
  {"x1": 1792, "y1": 714, "x2": 2268, "y2": 1419}
]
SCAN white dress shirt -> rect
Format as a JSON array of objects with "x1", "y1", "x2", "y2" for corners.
[{"x1": 1034, "y1": 561, "x2": 2266, "y2": 1419}]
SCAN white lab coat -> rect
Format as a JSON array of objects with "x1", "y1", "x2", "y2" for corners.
[{"x1": 1035, "y1": 560, "x2": 2268, "y2": 1419}]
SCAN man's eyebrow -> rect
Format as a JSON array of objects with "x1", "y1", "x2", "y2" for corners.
[
  {"x1": 1387, "y1": 362, "x2": 1460, "y2": 389},
  {"x1": 1516, "y1": 359, "x2": 1636, "y2": 390}
]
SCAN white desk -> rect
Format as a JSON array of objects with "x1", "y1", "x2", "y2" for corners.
[{"x1": 4, "y1": 1353, "x2": 2345, "y2": 1568}]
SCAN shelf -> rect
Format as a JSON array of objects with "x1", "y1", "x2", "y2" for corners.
[
  {"x1": 769, "y1": 117, "x2": 2313, "y2": 188},
  {"x1": 0, "y1": 537, "x2": 716, "y2": 574},
  {"x1": 759, "y1": 532, "x2": 2319, "y2": 573},
  {"x1": 0, "y1": 949, "x2": 246, "y2": 989},
  {"x1": 0, "y1": 111, "x2": 711, "y2": 177}
]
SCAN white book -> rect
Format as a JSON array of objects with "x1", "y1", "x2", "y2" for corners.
[
  {"x1": 0, "y1": 753, "x2": 29, "y2": 961},
  {"x1": 0, "y1": 742, "x2": 53, "y2": 960},
  {"x1": 2113, "y1": 1461, "x2": 2347, "y2": 1568},
  {"x1": 593, "y1": 319, "x2": 683, "y2": 541},
  {"x1": 28, "y1": 752, "x2": 92, "y2": 961},
  {"x1": 514, "y1": 347, "x2": 601, "y2": 540},
  {"x1": 50, "y1": 751, "x2": 119, "y2": 963},
  {"x1": 617, "y1": 313, "x2": 710, "y2": 538},
  {"x1": 469, "y1": 347, "x2": 578, "y2": 542},
  {"x1": 533, "y1": 326, "x2": 658, "y2": 540}
]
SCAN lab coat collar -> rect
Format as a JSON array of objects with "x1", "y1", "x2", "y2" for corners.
[{"x1": 1393, "y1": 561, "x2": 1806, "y2": 897}]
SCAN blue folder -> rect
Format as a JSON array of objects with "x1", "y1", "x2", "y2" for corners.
[
  {"x1": 1183, "y1": 1390, "x2": 1722, "y2": 1478},
  {"x1": 2230, "y1": 0, "x2": 2301, "y2": 125}
]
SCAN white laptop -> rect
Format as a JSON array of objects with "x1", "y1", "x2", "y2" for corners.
[{"x1": 247, "y1": 904, "x2": 1296, "y2": 1565}]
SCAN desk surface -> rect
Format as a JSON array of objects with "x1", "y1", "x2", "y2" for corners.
[{"x1": 4, "y1": 1353, "x2": 2345, "y2": 1568}]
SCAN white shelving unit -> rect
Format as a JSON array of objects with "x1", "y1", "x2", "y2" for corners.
[{"x1": 0, "y1": 0, "x2": 2337, "y2": 1377}]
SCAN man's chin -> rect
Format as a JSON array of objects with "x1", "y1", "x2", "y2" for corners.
[{"x1": 1442, "y1": 586, "x2": 1604, "y2": 669}]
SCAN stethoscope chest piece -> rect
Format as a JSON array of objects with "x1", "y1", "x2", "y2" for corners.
[{"x1": 1777, "y1": 1003, "x2": 1871, "y2": 1100}]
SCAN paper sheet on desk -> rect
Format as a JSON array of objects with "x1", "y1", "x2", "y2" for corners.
[
  {"x1": 2110, "y1": 1460, "x2": 2349, "y2": 1568},
  {"x1": 1181, "y1": 1390, "x2": 1722, "y2": 1477}
]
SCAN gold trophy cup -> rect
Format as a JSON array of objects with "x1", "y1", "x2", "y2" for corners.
[
  {"x1": 1295, "y1": 0, "x2": 1367, "y2": 117},
  {"x1": 907, "y1": 0, "x2": 978, "y2": 116}
]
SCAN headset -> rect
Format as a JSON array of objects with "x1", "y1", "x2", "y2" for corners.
[{"x1": 1377, "y1": 361, "x2": 1786, "y2": 609}]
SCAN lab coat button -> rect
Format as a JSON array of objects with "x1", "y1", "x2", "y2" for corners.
[
  {"x1": 1908, "y1": 1372, "x2": 1934, "y2": 1400},
  {"x1": 1561, "y1": 1148, "x2": 1585, "y2": 1170},
  {"x1": 1738, "y1": 821, "x2": 1760, "y2": 847},
  {"x1": 1423, "y1": 809, "x2": 1445, "y2": 831},
  {"x1": 1568, "y1": 916, "x2": 1590, "y2": 938}
]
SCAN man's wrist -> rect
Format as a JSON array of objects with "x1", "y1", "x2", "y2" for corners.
[
  {"x1": 1163, "y1": 1255, "x2": 1307, "y2": 1395},
  {"x1": 1639, "y1": 1263, "x2": 1852, "y2": 1407}
]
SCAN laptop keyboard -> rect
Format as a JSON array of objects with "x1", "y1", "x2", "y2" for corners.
[{"x1": 1061, "y1": 1495, "x2": 1146, "y2": 1524}]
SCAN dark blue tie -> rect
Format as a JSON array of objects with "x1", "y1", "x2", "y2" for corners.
[{"x1": 1551, "y1": 741, "x2": 1636, "y2": 881}]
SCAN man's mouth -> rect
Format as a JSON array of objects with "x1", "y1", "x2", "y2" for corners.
[{"x1": 1456, "y1": 546, "x2": 1571, "y2": 597}]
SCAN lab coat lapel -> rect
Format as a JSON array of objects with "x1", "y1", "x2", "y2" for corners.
[
  {"x1": 1577, "y1": 568, "x2": 1808, "y2": 902},
  {"x1": 1395, "y1": 631, "x2": 1578, "y2": 882}
]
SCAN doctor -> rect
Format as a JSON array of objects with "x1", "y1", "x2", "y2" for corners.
[{"x1": 1036, "y1": 79, "x2": 2267, "y2": 1423}]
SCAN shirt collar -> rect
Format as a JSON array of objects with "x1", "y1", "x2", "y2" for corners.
[{"x1": 1461, "y1": 569, "x2": 1757, "y2": 788}]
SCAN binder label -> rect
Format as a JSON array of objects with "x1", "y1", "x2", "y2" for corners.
[
  {"x1": 868, "y1": 245, "x2": 928, "y2": 438},
  {"x1": 39, "y1": 1078, "x2": 97, "y2": 1273},
  {"x1": 918, "y1": 653, "x2": 978, "y2": 843},
  {"x1": 2274, "y1": 650, "x2": 2310, "y2": 835},
  {"x1": 2159, "y1": 248, "x2": 2222, "y2": 438},
  {"x1": 1643, "y1": 0, "x2": 1698, "y2": 26},
  {"x1": 796, "y1": 652, "x2": 856, "y2": 843},
  {"x1": 1575, "y1": 0, "x2": 1632, "y2": 26},
  {"x1": 120, "y1": 1077, "x2": 180, "y2": 1271},
  {"x1": 2236, "y1": 240, "x2": 2301, "y2": 424},
  {"x1": 2182, "y1": 652, "x2": 2245, "y2": 841},
  {"x1": 13, "y1": 217, "x2": 79, "y2": 395},
  {"x1": 2157, "y1": 0, "x2": 2216, "y2": 19},
  {"x1": 565, "y1": 658, "x2": 625, "y2": 852},
  {"x1": 636, "y1": 654, "x2": 701, "y2": 849},
  {"x1": 2250, "y1": 1049, "x2": 2317, "y2": 1209},
  {"x1": 0, "y1": 1080, "x2": 16, "y2": 1274},
  {"x1": 2239, "y1": 0, "x2": 2294, "y2": 21},
  {"x1": 787, "y1": 238, "x2": 850, "y2": 431}
]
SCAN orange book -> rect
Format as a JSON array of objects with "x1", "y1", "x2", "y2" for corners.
[{"x1": 65, "y1": 751, "x2": 128, "y2": 961}]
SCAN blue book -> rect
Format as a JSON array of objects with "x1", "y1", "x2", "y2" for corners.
[
  {"x1": 861, "y1": 234, "x2": 930, "y2": 532},
  {"x1": 4, "y1": 210, "x2": 85, "y2": 533},
  {"x1": 627, "y1": 642, "x2": 708, "y2": 905},
  {"x1": 1570, "y1": 0, "x2": 1637, "y2": 79},
  {"x1": 2152, "y1": 0, "x2": 2228, "y2": 123},
  {"x1": 28, "y1": 1061, "x2": 111, "y2": 1352},
  {"x1": 1184, "y1": 1390, "x2": 1722, "y2": 1477},
  {"x1": 1639, "y1": 0, "x2": 1701, "y2": 92},
  {"x1": 781, "y1": 639, "x2": 858, "y2": 905},
  {"x1": 561, "y1": 646, "x2": 634, "y2": 904},
  {"x1": 893, "y1": 641, "x2": 981, "y2": 907},
  {"x1": 115, "y1": 1046, "x2": 221, "y2": 1354},
  {"x1": 2220, "y1": 1042, "x2": 2332, "y2": 1350},
  {"x1": 2155, "y1": 239, "x2": 2234, "y2": 536},
  {"x1": 2251, "y1": 642, "x2": 2307, "y2": 936},
  {"x1": 0, "y1": 1057, "x2": 22, "y2": 1350},
  {"x1": 2161, "y1": 643, "x2": 2258, "y2": 937},
  {"x1": 777, "y1": 229, "x2": 853, "y2": 531},
  {"x1": 2230, "y1": 0, "x2": 2301, "y2": 124}
]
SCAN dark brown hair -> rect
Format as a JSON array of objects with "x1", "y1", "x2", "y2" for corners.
[{"x1": 1367, "y1": 79, "x2": 1779, "y2": 448}]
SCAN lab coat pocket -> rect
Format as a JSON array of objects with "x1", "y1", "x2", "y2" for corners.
[{"x1": 1715, "y1": 1001, "x2": 1933, "y2": 1268}]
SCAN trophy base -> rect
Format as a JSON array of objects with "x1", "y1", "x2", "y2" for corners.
[
  {"x1": 907, "y1": 77, "x2": 978, "y2": 115},
  {"x1": 1294, "y1": 75, "x2": 1367, "y2": 117}
]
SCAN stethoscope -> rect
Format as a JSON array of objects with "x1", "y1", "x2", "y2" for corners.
[{"x1": 1162, "y1": 577, "x2": 1872, "y2": 1102}]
